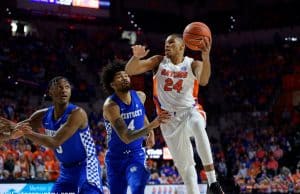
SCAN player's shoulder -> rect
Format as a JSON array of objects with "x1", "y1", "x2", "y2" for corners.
[
  {"x1": 153, "y1": 55, "x2": 164, "y2": 60},
  {"x1": 67, "y1": 106, "x2": 88, "y2": 122},
  {"x1": 103, "y1": 97, "x2": 120, "y2": 119},
  {"x1": 149, "y1": 55, "x2": 164, "y2": 65},
  {"x1": 184, "y1": 56, "x2": 197, "y2": 63},
  {"x1": 71, "y1": 106, "x2": 86, "y2": 115},
  {"x1": 103, "y1": 97, "x2": 118, "y2": 110}
]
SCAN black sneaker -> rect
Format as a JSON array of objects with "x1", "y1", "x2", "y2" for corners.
[{"x1": 209, "y1": 182, "x2": 225, "y2": 194}]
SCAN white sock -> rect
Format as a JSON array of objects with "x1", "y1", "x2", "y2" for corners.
[{"x1": 206, "y1": 170, "x2": 217, "y2": 186}]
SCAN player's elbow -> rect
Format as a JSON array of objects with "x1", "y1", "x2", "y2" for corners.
[
  {"x1": 200, "y1": 80, "x2": 209, "y2": 86},
  {"x1": 120, "y1": 134, "x2": 131, "y2": 144},
  {"x1": 125, "y1": 71, "x2": 134, "y2": 76},
  {"x1": 49, "y1": 143, "x2": 59, "y2": 149},
  {"x1": 200, "y1": 82, "x2": 208, "y2": 86},
  {"x1": 124, "y1": 68, "x2": 134, "y2": 76},
  {"x1": 48, "y1": 143, "x2": 58, "y2": 149}
]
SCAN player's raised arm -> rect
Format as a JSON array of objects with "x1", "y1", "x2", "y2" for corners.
[
  {"x1": 0, "y1": 109, "x2": 46, "y2": 142},
  {"x1": 18, "y1": 108, "x2": 87, "y2": 149},
  {"x1": 192, "y1": 37, "x2": 212, "y2": 86},
  {"x1": 103, "y1": 98, "x2": 170, "y2": 144},
  {"x1": 20, "y1": 108, "x2": 47, "y2": 130},
  {"x1": 125, "y1": 45, "x2": 163, "y2": 76}
]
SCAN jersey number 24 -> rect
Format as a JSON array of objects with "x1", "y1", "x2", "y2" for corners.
[{"x1": 163, "y1": 78, "x2": 183, "y2": 93}]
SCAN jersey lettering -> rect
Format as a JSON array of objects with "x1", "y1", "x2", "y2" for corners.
[
  {"x1": 128, "y1": 119, "x2": 135, "y2": 130},
  {"x1": 163, "y1": 78, "x2": 183, "y2": 93}
]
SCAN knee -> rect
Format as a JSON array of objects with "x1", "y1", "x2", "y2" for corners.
[
  {"x1": 127, "y1": 164, "x2": 149, "y2": 194},
  {"x1": 177, "y1": 165, "x2": 197, "y2": 185}
]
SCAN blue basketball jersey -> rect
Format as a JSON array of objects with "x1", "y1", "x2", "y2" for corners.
[
  {"x1": 42, "y1": 103, "x2": 102, "y2": 192},
  {"x1": 104, "y1": 90, "x2": 146, "y2": 155},
  {"x1": 43, "y1": 103, "x2": 96, "y2": 163}
]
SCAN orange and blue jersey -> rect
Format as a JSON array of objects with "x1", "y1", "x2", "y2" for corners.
[{"x1": 153, "y1": 56, "x2": 206, "y2": 119}]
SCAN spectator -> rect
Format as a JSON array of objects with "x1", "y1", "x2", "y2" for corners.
[
  {"x1": 34, "y1": 155, "x2": 45, "y2": 180},
  {"x1": 266, "y1": 156, "x2": 279, "y2": 177},
  {"x1": 217, "y1": 158, "x2": 228, "y2": 177},
  {"x1": 148, "y1": 172, "x2": 161, "y2": 185},
  {"x1": 292, "y1": 168, "x2": 300, "y2": 193},
  {"x1": 44, "y1": 155, "x2": 59, "y2": 181},
  {"x1": 3, "y1": 152, "x2": 15, "y2": 179}
]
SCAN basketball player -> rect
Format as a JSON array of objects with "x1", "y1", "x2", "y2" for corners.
[
  {"x1": 125, "y1": 34, "x2": 225, "y2": 194},
  {"x1": 101, "y1": 63, "x2": 170, "y2": 194},
  {"x1": 13, "y1": 76, "x2": 103, "y2": 194}
]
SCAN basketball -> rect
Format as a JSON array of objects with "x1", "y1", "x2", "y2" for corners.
[{"x1": 183, "y1": 22, "x2": 212, "y2": 51}]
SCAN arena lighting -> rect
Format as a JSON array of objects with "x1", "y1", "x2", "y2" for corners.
[
  {"x1": 284, "y1": 36, "x2": 298, "y2": 42},
  {"x1": 127, "y1": 10, "x2": 141, "y2": 31},
  {"x1": 18, "y1": 0, "x2": 110, "y2": 18},
  {"x1": 11, "y1": 22, "x2": 17, "y2": 32},
  {"x1": 99, "y1": 1, "x2": 110, "y2": 7},
  {"x1": 228, "y1": 15, "x2": 236, "y2": 32}
]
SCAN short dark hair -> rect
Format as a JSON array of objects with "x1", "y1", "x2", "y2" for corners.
[
  {"x1": 48, "y1": 76, "x2": 70, "y2": 90},
  {"x1": 101, "y1": 63, "x2": 125, "y2": 95},
  {"x1": 40, "y1": 76, "x2": 71, "y2": 103}
]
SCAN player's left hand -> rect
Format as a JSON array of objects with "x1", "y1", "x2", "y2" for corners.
[
  {"x1": 201, "y1": 37, "x2": 211, "y2": 58},
  {"x1": 0, "y1": 117, "x2": 16, "y2": 133},
  {"x1": 146, "y1": 131, "x2": 155, "y2": 148},
  {"x1": 15, "y1": 122, "x2": 33, "y2": 135},
  {"x1": 0, "y1": 117, "x2": 24, "y2": 141},
  {"x1": 10, "y1": 129, "x2": 24, "y2": 139},
  {"x1": 150, "y1": 110, "x2": 171, "y2": 129}
]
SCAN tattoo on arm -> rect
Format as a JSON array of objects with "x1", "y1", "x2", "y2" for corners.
[
  {"x1": 112, "y1": 117, "x2": 151, "y2": 143},
  {"x1": 114, "y1": 118, "x2": 127, "y2": 130}
]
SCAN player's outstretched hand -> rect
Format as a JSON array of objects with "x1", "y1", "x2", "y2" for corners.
[
  {"x1": 157, "y1": 110, "x2": 171, "y2": 124},
  {"x1": 10, "y1": 129, "x2": 24, "y2": 139},
  {"x1": 15, "y1": 122, "x2": 33, "y2": 135},
  {"x1": 0, "y1": 117, "x2": 24, "y2": 141},
  {"x1": 131, "y1": 45, "x2": 150, "y2": 59},
  {"x1": 0, "y1": 117, "x2": 15, "y2": 133},
  {"x1": 149, "y1": 110, "x2": 171, "y2": 129}
]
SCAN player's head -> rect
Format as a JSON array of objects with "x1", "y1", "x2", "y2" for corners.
[
  {"x1": 47, "y1": 76, "x2": 71, "y2": 105},
  {"x1": 101, "y1": 63, "x2": 131, "y2": 95},
  {"x1": 164, "y1": 34, "x2": 185, "y2": 58}
]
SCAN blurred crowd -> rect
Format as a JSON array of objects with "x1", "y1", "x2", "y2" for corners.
[
  {"x1": 207, "y1": 35, "x2": 300, "y2": 193},
  {"x1": 0, "y1": 24, "x2": 300, "y2": 194}
]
